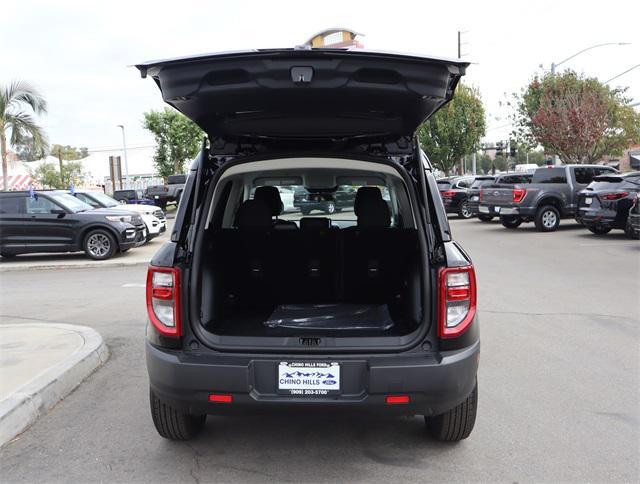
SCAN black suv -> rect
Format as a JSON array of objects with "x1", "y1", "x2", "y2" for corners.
[
  {"x1": 293, "y1": 185, "x2": 358, "y2": 215},
  {"x1": 0, "y1": 190, "x2": 146, "y2": 259},
  {"x1": 138, "y1": 48, "x2": 479, "y2": 442},
  {"x1": 437, "y1": 176, "x2": 476, "y2": 218}
]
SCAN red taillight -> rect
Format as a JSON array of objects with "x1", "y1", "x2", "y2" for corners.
[
  {"x1": 438, "y1": 266, "x2": 477, "y2": 339},
  {"x1": 209, "y1": 394, "x2": 233, "y2": 403},
  {"x1": 513, "y1": 188, "x2": 527, "y2": 203},
  {"x1": 146, "y1": 266, "x2": 182, "y2": 337},
  {"x1": 601, "y1": 192, "x2": 629, "y2": 201},
  {"x1": 441, "y1": 190, "x2": 456, "y2": 198},
  {"x1": 479, "y1": 188, "x2": 484, "y2": 202},
  {"x1": 386, "y1": 395, "x2": 410, "y2": 405}
]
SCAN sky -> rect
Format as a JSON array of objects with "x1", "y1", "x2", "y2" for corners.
[{"x1": 2, "y1": 0, "x2": 639, "y2": 160}]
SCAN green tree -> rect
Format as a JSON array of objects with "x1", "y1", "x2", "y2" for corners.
[
  {"x1": 31, "y1": 160, "x2": 84, "y2": 189},
  {"x1": 513, "y1": 71, "x2": 640, "y2": 164},
  {"x1": 1, "y1": 81, "x2": 48, "y2": 190},
  {"x1": 142, "y1": 108, "x2": 203, "y2": 179},
  {"x1": 50, "y1": 144, "x2": 89, "y2": 161},
  {"x1": 417, "y1": 84, "x2": 486, "y2": 176}
]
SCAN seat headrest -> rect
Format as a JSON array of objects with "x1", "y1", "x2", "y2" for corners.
[
  {"x1": 254, "y1": 186, "x2": 283, "y2": 216},
  {"x1": 235, "y1": 199, "x2": 272, "y2": 229},
  {"x1": 354, "y1": 186, "x2": 384, "y2": 216},
  {"x1": 300, "y1": 217, "x2": 331, "y2": 230},
  {"x1": 355, "y1": 187, "x2": 390, "y2": 228}
]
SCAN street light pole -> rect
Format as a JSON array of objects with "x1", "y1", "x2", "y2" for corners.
[
  {"x1": 116, "y1": 125, "x2": 129, "y2": 188},
  {"x1": 551, "y1": 42, "x2": 630, "y2": 74}
]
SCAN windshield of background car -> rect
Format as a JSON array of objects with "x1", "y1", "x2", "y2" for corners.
[
  {"x1": 87, "y1": 192, "x2": 119, "y2": 207},
  {"x1": 49, "y1": 193, "x2": 94, "y2": 212},
  {"x1": 470, "y1": 179, "x2": 494, "y2": 189}
]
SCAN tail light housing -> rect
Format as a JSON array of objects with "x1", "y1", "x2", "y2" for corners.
[
  {"x1": 513, "y1": 188, "x2": 527, "y2": 203},
  {"x1": 439, "y1": 266, "x2": 477, "y2": 339},
  {"x1": 441, "y1": 190, "x2": 456, "y2": 198},
  {"x1": 146, "y1": 266, "x2": 182, "y2": 337},
  {"x1": 479, "y1": 188, "x2": 484, "y2": 202},
  {"x1": 600, "y1": 192, "x2": 629, "y2": 201}
]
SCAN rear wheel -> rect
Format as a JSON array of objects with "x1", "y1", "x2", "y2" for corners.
[
  {"x1": 534, "y1": 205, "x2": 560, "y2": 232},
  {"x1": 500, "y1": 215, "x2": 522, "y2": 229},
  {"x1": 477, "y1": 214, "x2": 493, "y2": 222},
  {"x1": 426, "y1": 381, "x2": 477, "y2": 441},
  {"x1": 83, "y1": 229, "x2": 116, "y2": 260},
  {"x1": 458, "y1": 202, "x2": 473, "y2": 219},
  {"x1": 150, "y1": 389, "x2": 206, "y2": 440},
  {"x1": 588, "y1": 226, "x2": 611, "y2": 235},
  {"x1": 324, "y1": 201, "x2": 336, "y2": 214}
]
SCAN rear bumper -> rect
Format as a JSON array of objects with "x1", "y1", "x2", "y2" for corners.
[
  {"x1": 478, "y1": 205, "x2": 533, "y2": 217},
  {"x1": 146, "y1": 340, "x2": 480, "y2": 417},
  {"x1": 576, "y1": 209, "x2": 624, "y2": 229}
]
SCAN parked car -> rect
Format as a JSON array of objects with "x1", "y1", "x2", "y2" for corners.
[
  {"x1": 472, "y1": 173, "x2": 533, "y2": 222},
  {"x1": 293, "y1": 185, "x2": 358, "y2": 214},
  {"x1": 145, "y1": 174, "x2": 187, "y2": 209},
  {"x1": 576, "y1": 171, "x2": 640, "y2": 238},
  {"x1": 113, "y1": 189, "x2": 155, "y2": 206},
  {"x1": 0, "y1": 190, "x2": 146, "y2": 260},
  {"x1": 137, "y1": 47, "x2": 479, "y2": 442},
  {"x1": 71, "y1": 190, "x2": 167, "y2": 241},
  {"x1": 437, "y1": 176, "x2": 476, "y2": 219},
  {"x1": 627, "y1": 194, "x2": 640, "y2": 238},
  {"x1": 466, "y1": 176, "x2": 495, "y2": 221},
  {"x1": 479, "y1": 165, "x2": 618, "y2": 231}
]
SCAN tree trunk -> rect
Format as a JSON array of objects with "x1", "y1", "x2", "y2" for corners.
[{"x1": 1, "y1": 132, "x2": 8, "y2": 191}]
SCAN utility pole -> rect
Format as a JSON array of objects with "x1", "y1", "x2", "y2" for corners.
[
  {"x1": 117, "y1": 125, "x2": 130, "y2": 188},
  {"x1": 57, "y1": 147, "x2": 63, "y2": 186},
  {"x1": 457, "y1": 31, "x2": 461, "y2": 58}
]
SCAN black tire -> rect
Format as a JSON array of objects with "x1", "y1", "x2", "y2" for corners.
[
  {"x1": 0, "y1": 252, "x2": 17, "y2": 258},
  {"x1": 477, "y1": 214, "x2": 493, "y2": 222},
  {"x1": 301, "y1": 209, "x2": 311, "y2": 216},
  {"x1": 150, "y1": 389, "x2": 206, "y2": 440},
  {"x1": 587, "y1": 226, "x2": 611, "y2": 235},
  {"x1": 83, "y1": 229, "x2": 117, "y2": 260},
  {"x1": 500, "y1": 215, "x2": 522, "y2": 229},
  {"x1": 324, "y1": 201, "x2": 336, "y2": 215},
  {"x1": 624, "y1": 220, "x2": 639, "y2": 239},
  {"x1": 426, "y1": 381, "x2": 478, "y2": 441},
  {"x1": 458, "y1": 202, "x2": 473, "y2": 219},
  {"x1": 534, "y1": 205, "x2": 560, "y2": 232}
]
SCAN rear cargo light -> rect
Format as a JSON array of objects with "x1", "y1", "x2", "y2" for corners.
[
  {"x1": 146, "y1": 266, "x2": 182, "y2": 337},
  {"x1": 513, "y1": 188, "x2": 527, "y2": 203},
  {"x1": 209, "y1": 394, "x2": 233, "y2": 403},
  {"x1": 601, "y1": 192, "x2": 629, "y2": 200},
  {"x1": 438, "y1": 266, "x2": 477, "y2": 339},
  {"x1": 386, "y1": 395, "x2": 410, "y2": 405},
  {"x1": 441, "y1": 190, "x2": 456, "y2": 198}
]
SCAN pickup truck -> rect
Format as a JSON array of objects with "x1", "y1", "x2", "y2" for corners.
[
  {"x1": 478, "y1": 165, "x2": 618, "y2": 231},
  {"x1": 145, "y1": 174, "x2": 186, "y2": 209}
]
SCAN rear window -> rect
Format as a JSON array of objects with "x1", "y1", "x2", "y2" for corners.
[
  {"x1": 470, "y1": 179, "x2": 494, "y2": 189},
  {"x1": 532, "y1": 168, "x2": 567, "y2": 184},
  {"x1": 168, "y1": 174, "x2": 186, "y2": 185},
  {"x1": 497, "y1": 174, "x2": 532, "y2": 184},
  {"x1": 437, "y1": 181, "x2": 452, "y2": 190}
]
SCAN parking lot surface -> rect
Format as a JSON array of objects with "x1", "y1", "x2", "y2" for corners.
[{"x1": 0, "y1": 218, "x2": 638, "y2": 483}]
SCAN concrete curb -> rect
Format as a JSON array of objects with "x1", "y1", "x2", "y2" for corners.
[
  {"x1": 0, "y1": 259, "x2": 149, "y2": 273},
  {"x1": 0, "y1": 323, "x2": 109, "y2": 447}
]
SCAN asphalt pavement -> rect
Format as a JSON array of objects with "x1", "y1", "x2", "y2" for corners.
[{"x1": 0, "y1": 218, "x2": 638, "y2": 483}]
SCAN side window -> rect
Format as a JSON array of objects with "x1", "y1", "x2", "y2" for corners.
[
  {"x1": 594, "y1": 167, "x2": 616, "y2": 177},
  {"x1": 0, "y1": 196, "x2": 26, "y2": 214},
  {"x1": 457, "y1": 178, "x2": 472, "y2": 189},
  {"x1": 574, "y1": 167, "x2": 595, "y2": 185},
  {"x1": 533, "y1": 168, "x2": 567, "y2": 184},
  {"x1": 76, "y1": 193, "x2": 97, "y2": 207},
  {"x1": 26, "y1": 197, "x2": 61, "y2": 214}
]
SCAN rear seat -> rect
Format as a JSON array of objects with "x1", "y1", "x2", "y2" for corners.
[{"x1": 210, "y1": 190, "x2": 419, "y2": 309}]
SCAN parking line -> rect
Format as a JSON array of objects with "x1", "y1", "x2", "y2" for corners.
[{"x1": 122, "y1": 283, "x2": 145, "y2": 288}]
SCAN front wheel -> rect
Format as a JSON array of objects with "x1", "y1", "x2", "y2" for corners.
[
  {"x1": 83, "y1": 229, "x2": 116, "y2": 260},
  {"x1": 426, "y1": 381, "x2": 478, "y2": 441},
  {"x1": 150, "y1": 389, "x2": 206, "y2": 440},
  {"x1": 324, "y1": 201, "x2": 336, "y2": 215},
  {"x1": 458, "y1": 202, "x2": 473, "y2": 219},
  {"x1": 500, "y1": 215, "x2": 522, "y2": 229},
  {"x1": 534, "y1": 205, "x2": 561, "y2": 232},
  {"x1": 477, "y1": 214, "x2": 493, "y2": 222},
  {"x1": 588, "y1": 226, "x2": 611, "y2": 235}
]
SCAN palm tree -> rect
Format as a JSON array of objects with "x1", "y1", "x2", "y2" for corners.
[{"x1": 0, "y1": 81, "x2": 48, "y2": 190}]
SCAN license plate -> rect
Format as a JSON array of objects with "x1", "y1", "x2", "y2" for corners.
[
  {"x1": 471, "y1": 196, "x2": 479, "y2": 201},
  {"x1": 479, "y1": 206, "x2": 489, "y2": 213},
  {"x1": 494, "y1": 207, "x2": 501, "y2": 213},
  {"x1": 277, "y1": 362, "x2": 340, "y2": 396},
  {"x1": 584, "y1": 197, "x2": 592, "y2": 205}
]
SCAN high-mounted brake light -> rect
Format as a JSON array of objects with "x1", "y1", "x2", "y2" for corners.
[
  {"x1": 146, "y1": 266, "x2": 182, "y2": 337},
  {"x1": 601, "y1": 192, "x2": 629, "y2": 201},
  {"x1": 513, "y1": 188, "x2": 527, "y2": 203},
  {"x1": 441, "y1": 190, "x2": 456, "y2": 198},
  {"x1": 386, "y1": 395, "x2": 410, "y2": 405},
  {"x1": 438, "y1": 266, "x2": 477, "y2": 339}
]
